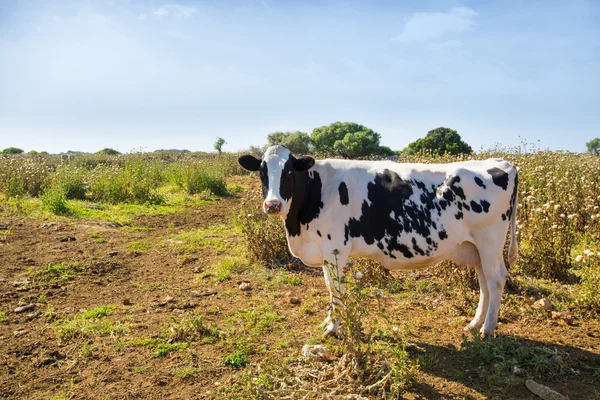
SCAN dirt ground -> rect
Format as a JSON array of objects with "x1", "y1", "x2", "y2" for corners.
[{"x1": 1, "y1": 177, "x2": 599, "y2": 400}]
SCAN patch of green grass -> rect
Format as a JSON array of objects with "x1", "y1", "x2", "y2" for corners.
[
  {"x1": 460, "y1": 333, "x2": 571, "y2": 378},
  {"x1": 49, "y1": 394, "x2": 69, "y2": 400},
  {"x1": 28, "y1": 262, "x2": 86, "y2": 285},
  {"x1": 223, "y1": 350, "x2": 249, "y2": 368},
  {"x1": 229, "y1": 303, "x2": 285, "y2": 338},
  {"x1": 172, "y1": 366, "x2": 199, "y2": 379},
  {"x1": 95, "y1": 238, "x2": 107, "y2": 243},
  {"x1": 169, "y1": 225, "x2": 233, "y2": 254},
  {"x1": 125, "y1": 241, "x2": 153, "y2": 251},
  {"x1": 154, "y1": 342, "x2": 188, "y2": 358},
  {"x1": 82, "y1": 305, "x2": 115, "y2": 319},
  {"x1": 0, "y1": 311, "x2": 8, "y2": 324},
  {"x1": 57, "y1": 305, "x2": 125, "y2": 341},
  {"x1": 134, "y1": 364, "x2": 150, "y2": 374},
  {"x1": 81, "y1": 341, "x2": 97, "y2": 358},
  {"x1": 143, "y1": 282, "x2": 167, "y2": 292},
  {"x1": 275, "y1": 268, "x2": 303, "y2": 286},
  {"x1": 41, "y1": 185, "x2": 70, "y2": 215},
  {"x1": 214, "y1": 257, "x2": 246, "y2": 282}
]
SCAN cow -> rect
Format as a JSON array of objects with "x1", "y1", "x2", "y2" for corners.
[{"x1": 238, "y1": 145, "x2": 519, "y2": 337}]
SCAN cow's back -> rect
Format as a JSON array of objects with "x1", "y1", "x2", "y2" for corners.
[{"x1": 297, "y1": 158, "x2": 517, "y2": 270}]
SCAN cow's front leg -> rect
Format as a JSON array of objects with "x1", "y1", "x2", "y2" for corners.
[{"x1": 320, "y1": 251, "x2": 348, "y2": 337}]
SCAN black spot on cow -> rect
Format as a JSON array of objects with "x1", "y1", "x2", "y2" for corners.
[
  {"x1": 488, "y1": 167, "x2": 509, "y2": 190},
  {"x1": 474, "y1": 176, "x2": 486, "y2": 189},
  {"x1": 439, "y1": 200, "x2": 447, "y2": 210},
  {"x1": 455, "y1": 211, "x2": 463, "y2": 220},
  {"x1": 470, "y1": 200, "x2": 483, "y2": 213},
  {"x1": 481, "y1": 200, "x2": 490, "y2": 213},
  {"x1": 448, "y1": 176, "x2": 466, "y2": 200},
  {"x1": 505, "y1": 173, "x2": 519, "y2": 221},
  {"x1": 285, "y1": 167, "x2": 324, "y2": 237},
  {"x1": 439, "y1": 230, "x2": 448, "y2": 240},
  {"x1": 463, "y1": 203, "x2": 470, "y2": 211},
  {"x1": 502, "y1": 213, "x2": 507, "y2": 221},
  {"x1": 346, "y1": 169, "x2": 434, "y2": 259},
  {"x1": 327, "y1": 234, "x2": 332, "y2": 240},
  {"x1": 398, "y1": 244, "x2": 413, "y2": 258},
  {"x1": 317, "y1": 230, "x2": 322, "y2": 237},
  {"x1": 412, "y1": 237, "x2": 425, "y2": 256},
  {"x1": 338, "y1": 181, "x2": 349, "y2": 205}
]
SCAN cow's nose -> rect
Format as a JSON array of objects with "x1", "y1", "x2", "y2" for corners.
[{"x1": 264, "y1": 200, "x2": 282, "y2": 214}]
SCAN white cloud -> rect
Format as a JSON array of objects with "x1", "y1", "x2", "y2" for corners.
[
  {"x1": 392, "y1": 7, "x2": 478, "y2": 43},
  {"x1": 153, "y1": 4, "x2": 196, "y2": 18}
]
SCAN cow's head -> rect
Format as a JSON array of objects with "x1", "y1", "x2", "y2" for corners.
[{"x1": 238, "y1": 145, "x2": 315, "y2": 216}]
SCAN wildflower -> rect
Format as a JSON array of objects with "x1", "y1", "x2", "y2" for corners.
[
  {"x1": 575, "y1": 255, "x2": 584, "y2": 262},
  {"x1": 583, "y1": 249, "x2": 594, "y2": 256},
  {"x1": 559, "y1": 214, "x2": 565, "y2": 218},
  {"x1": 354, "y1": 271, "x2": 364, "y2": 280}
]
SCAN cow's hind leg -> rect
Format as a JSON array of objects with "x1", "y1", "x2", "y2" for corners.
[
  {"x1": 481, "y1": 259, "x2": 508, "y2": 336},
  {"x1": 464, "y1": 264, "x2": 489, "y2": 332}
]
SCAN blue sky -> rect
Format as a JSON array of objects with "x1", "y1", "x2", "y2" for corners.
[{"x1": 0, "y1": 0, "x2": 599, "y2": 154}]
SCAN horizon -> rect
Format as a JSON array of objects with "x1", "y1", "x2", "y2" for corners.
[{"x1": 1, "y1": 0, "x2": 599, "y2": 154}]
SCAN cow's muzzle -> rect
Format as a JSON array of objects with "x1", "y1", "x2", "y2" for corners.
[{"x1": 264, "y1": 200, "x2": 282, "y2": 215}]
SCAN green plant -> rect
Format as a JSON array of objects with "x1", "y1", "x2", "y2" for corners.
[
  {"x1": 29, "y1": 262, "x2": 86, "y2": 285},
  {"x1": 41, "y1": 185, "x2": 70, "y2": 215},
  {"x1": 0, "y1": 311, "x2": 8, "y2": 324},
  {"x1": 223, "y1": 350, "x2": 249, "y2": 368}
]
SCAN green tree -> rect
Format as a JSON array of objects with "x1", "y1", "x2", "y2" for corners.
[
  {"x1": 311, "y1": 122, "x2": 389, "y2": 158},
  {"x1": 2, "y1": 147, "x2": 24, "y2": 155},
  {"x1": 586, "y1": 137, "x2": 600, "y2": 155},
  {"x1": 267, "y1": 131, "x2": 311, "y2": 154},
  {"x1": 214, "y1": 137, "x2": 226, "y2": 154},
  {"x1": 404, "y1": 127, "x2": 473, "y2": 156},
  {"x1": 96, "y1": 148, "x2": 120, "y2": 155}
]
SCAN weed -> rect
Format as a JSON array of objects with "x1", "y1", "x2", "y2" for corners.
[
  {"x1": 460, "y1": 333, "x2": 571, "y2": 378},
  {"x1": 125, "y1": 241, "x2": 152, "y2": 251},
  {"x1": 81, "y1": 341, "x2": 97, "y2": 358},
  {"x1": 57, "y1": 305, "x2": 125, "y2": 341},
  {"x1": 29, "y1": 262, "x2": 86, "y2": 286},
  {"x1": 223, "y1": 350, "x2": 249, "y2": 368},
  {"x1": 172, "y1": 366, "x2": 199, "y2": 379},
  {"x1": 0, "y1": 311, "x2": 8, "y2": 324},
  {"x1": 154, "y1": 343, "x2": 187, "y2": 358},
  {"x1": 41, "y1": 185, "x2": 70, "y2": 215}
]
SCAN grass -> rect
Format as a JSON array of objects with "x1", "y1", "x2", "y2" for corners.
[
  {"x1": 169, "y1": 225, "x2": 234, "y2": 254},
  {"x1": 460, "y1": 333, "x2": 572, "y2": 379},
  {"x1": 57, "y1": 305, "x2": 125, "y2": 341},
  {"x1": 223, "y1": 350, "x2": 249, "y2": 368},
  {"x1": 125, "y1": 241, "x2": 153, "y2": 251},
  {"x1": 28, "y1": 262, "x2": 86, "y2": 286}
]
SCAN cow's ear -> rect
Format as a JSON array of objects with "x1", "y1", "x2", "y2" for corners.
[
  {"x1": 292, "y1": 156, "x2": 315, "y2": 172},
  {"x1": 238, "y1": 155, "x2": 262, "y2": 171}
]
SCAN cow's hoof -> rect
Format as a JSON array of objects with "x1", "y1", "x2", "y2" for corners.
[
  {"x1": 480, "y1": 328, "x2": 494, "y2": 338},
  {"x1": 318, "y1": 316, "x2": 332, "y2": 328},
  {"x1": 322, "y1": 322, "x2": 339, "y2": 337},
  {"x1": 463, "y1": 323, "x2": 481, "y2": 333}
]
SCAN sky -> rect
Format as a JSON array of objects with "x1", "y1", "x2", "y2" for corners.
[{"x1": 0, "y1": 0, "x2": 599, "y2": 154}]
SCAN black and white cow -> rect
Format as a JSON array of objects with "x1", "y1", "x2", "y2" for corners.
[{"x1": 239, "y1": 145, "x2": 519, "y2": 337}]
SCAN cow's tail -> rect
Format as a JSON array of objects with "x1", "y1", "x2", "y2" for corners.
[{"x1": 508, "y1": 168, "x2": 519, "y2": 269}]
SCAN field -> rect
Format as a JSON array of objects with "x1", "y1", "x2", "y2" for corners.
[{"x1": 0, "y1": 148, "x2": 599, "y2": 399}]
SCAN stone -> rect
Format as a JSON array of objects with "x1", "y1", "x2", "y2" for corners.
[
  {"x1": 533, "y1": 298, "x2": 552, "y2": 312},
  {"x1": 14, "y1": 304, "x2": 35, "y2": 313},
  {"x1": 239, "y1": 282, "x2": 251, "y2": 291},
  {"x1": 525, "y1": 379, "x2": 569, "y2": 400},
  {"x1": 301, "y1": 344, "x2": 334, "y2": 362},
  {"x1": 551, "y1": 311, "x2": 574, "y2": 325},
  {"x1": 191, "y1": 289, "x2": 218, "y2": 297}
]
